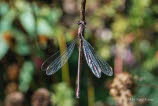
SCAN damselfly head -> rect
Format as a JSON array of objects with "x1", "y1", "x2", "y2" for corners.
[{"x1": 77, "y1": 20, "x2": 86, "y2": 26}]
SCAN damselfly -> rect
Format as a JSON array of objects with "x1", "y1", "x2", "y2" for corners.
[{"x1": 41, "y1": 21, "x2": 113, "y2": 98}]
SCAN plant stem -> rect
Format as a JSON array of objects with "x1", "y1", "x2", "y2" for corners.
[
  {"x1": 76, "y1": 0, "x2": 86, "y2": 98},
  {"x1": 80, "y1": 0, "x2": 86, "y2": 21}
]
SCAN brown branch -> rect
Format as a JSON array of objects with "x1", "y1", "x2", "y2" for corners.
[
  {"x1": 76, "y1": 0, "x2": 87, "y2": 99},
  {"x1": 80, "y1": 0, "x2": 86, "y2": 21},
  {"x1": 77, "y1": 0, "x2": 86, "y2": 37}
]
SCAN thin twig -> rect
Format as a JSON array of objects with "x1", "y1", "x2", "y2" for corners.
[
  {"x1": 76, "y1": 0, "x2": 86, "y2": 98},
  {"x1": 80, "y1": 0, "x2": 86, "y2": 21}
]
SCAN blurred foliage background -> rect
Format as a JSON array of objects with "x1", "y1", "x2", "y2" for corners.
[{"x1": 0, "y1": 0, "x2": 158, "y2": 106}]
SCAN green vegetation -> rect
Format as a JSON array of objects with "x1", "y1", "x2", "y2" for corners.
[{"x1": 0, "y1": 0, "x2": 158, "y2": 106}]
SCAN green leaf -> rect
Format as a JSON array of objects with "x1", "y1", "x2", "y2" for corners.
[
  {"x1": 19, "y1": 10, "x2": 35, "y2": 36},
  {"x1": 112, "y1": 16, "x2": 129, "y2": 38},
  {"x1": 0, "y1": 2, "x2": 9, "y2": 16},
  {"x1": 150, "y1": 89, "x2": 158, "y2": 106},
  {"x1": 49, "y1": 8, "x2": 62, "y2": 24},
  {"x1": 13, "y1": 30, "x2": 30, "y2": 55},
  {"x1": 39, "y1": 7, "x2": 62, "y2": 25},
  {"x1": 136, "y1": 86, "x2": 151, "y2": 96},
  {"x1": 51, "y1": 82, "x2": 75, "y2": 106},
  {"x1": 0, "y1": 36, "x2": 9, "y2": 60},
  {"x1": 142, "y1": 57, "x2": 158, "y2": 72},
  {"x1": 0, "y1": 9, "x2": 16, "y2": 32},
  {"x1": 37, "y1": 18, "x2": 53, "y2": 36},
  {"x1": 15, "y1": 42, "x2": 30, "y2": 55},
  {"x1": 19, "y1": 61, "x2": 34, "y2": 92}
]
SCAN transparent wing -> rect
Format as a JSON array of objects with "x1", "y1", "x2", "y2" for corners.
[
  {"x1": 82, "y1": 37, "x2": 101, "y2": 78},
  {"x1": 82, "y1": 36, "x2": 113, "y2": 77},
  {"x1": 95, "y1": 55, "x2": 113, "y2": 76},
  {"x1": 41, "y1": 39, "x2": 77, "y2": 75}
]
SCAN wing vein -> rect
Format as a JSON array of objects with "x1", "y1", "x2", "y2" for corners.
[
  {"x1": 41, "y1": 39, "x2": 77, "y2": 75},
  {"x1": 82, "y1": 36, "x2": 113, "y2": 77}
]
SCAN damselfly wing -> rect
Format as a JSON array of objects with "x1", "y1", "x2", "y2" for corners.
[
  {"x1": 41, "y1": 36, "x2": 113, "y2": 77},
  {"x1": 81, "y1": 36, "x2": 113, "y2": 77},
  {"x1": 41, "y1": 39, "x2": 77, "y2": 75}
]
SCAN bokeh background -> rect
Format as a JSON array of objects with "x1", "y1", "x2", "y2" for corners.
[{"x1": 0, "y1": 0, "x2": 158, "y2": 106}]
